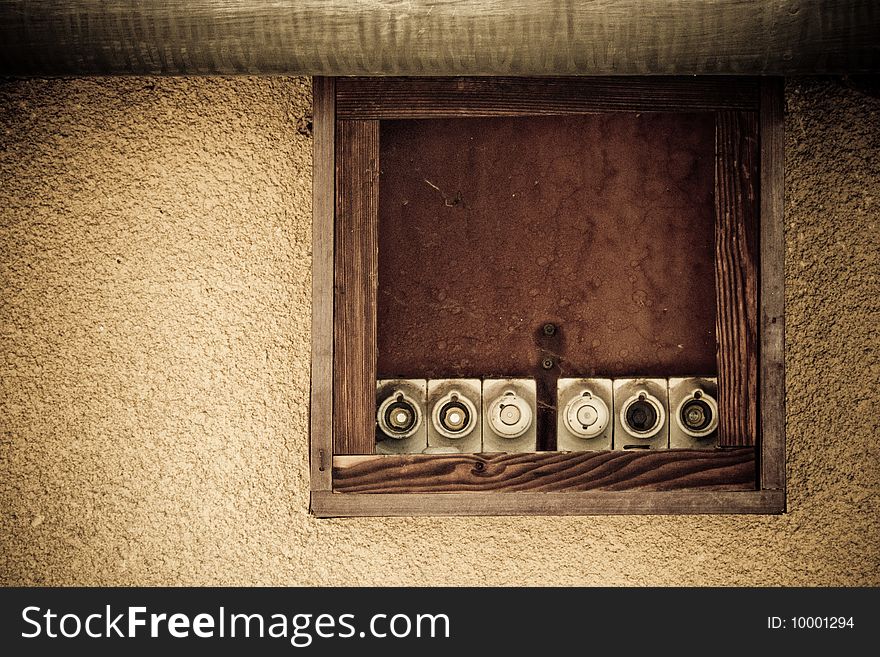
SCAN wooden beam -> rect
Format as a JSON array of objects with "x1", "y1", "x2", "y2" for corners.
[
  {"x1": 1, "y1": 2, "x2": 878, "y2": 75},
  {"x1": 759, "y1": 79, "x2": 786, "y2": 491},
  {"x1": 715, "y1": 111, "x2": 760, "y2": 447},
  {"x1": 309, "y1": 77, "x2": 335, "y2": 491},
  {"x1": 336, "y1": 77, "x2": 760, "y2": 119},
  {"x1": 333, "y1": 449, "x2": 756, "y2": 493},
  {"x1": 333, "y1": 120, "x2": 379, "y2": 455},
  {"x1": 311, "y1": 489, "x2": 784, "y2": 517}
]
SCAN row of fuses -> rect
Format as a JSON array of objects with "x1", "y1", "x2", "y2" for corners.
[{"x1": 376, "y1": 376, "x2": 719, "y2": 454}]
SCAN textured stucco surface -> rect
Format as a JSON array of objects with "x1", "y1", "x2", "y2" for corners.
[{"x1": 0, "y1": 77, "x2": 877, "y2": 586}]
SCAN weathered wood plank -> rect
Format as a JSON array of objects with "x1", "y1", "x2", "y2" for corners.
[
  {"x1": 311, "y1": 489, "x2": 784, "y2": 517},
  {"x1": 759, "y1": 78, "x2": 786, "y2": 490},
  {"x1": 337, "y1": 77, "x2": 760, "y2": 118},
  {"x1": 2, "y1": 2, "x2": 878, "y2": 75},
  {"x1": 333, "y1": 120, "x2": 379, "y2": 455},
  {"x1": 332, "y1": 449, "x2": 756, "y2": 493},
  {"x1": 309, "y1": 77, "x2": 335, "y2": 490},
  {"x1": 715, "y1": 111, "x2": 760, "y2": 447}
]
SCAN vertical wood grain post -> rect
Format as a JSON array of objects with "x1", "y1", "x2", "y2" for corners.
[
  {"x1": 759, "y1": 78, "x2": 786, "y2": 490},
  {"x1": 333, "y1": 120, "x2": 379, "y2": 455},
  {"x1": 310, "y1": 77, "x2": 335, "y2": 490},
  {"x1": 715, "y1": 111, "x2": 760, "y2": 447}
]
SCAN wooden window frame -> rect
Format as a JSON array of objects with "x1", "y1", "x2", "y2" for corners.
[{"x1": 310, "y1": 76, "x2": 785, "y2": 517}]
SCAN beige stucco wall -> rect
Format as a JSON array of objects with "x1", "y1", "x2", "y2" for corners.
[{"x1": 0, "y1": 77, "x2": 877, "y2": 586}]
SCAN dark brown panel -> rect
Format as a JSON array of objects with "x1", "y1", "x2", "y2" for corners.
[
  {"x1": 334, "y1": 120, "x2": 379, "y2": 455},
  {"x1": 377, "y1": 114, "x2": 718, "y2": 381},
  {"x1": 312, "y1": 489, "x2": 784, "y2": 517},
  {"x1": 333, "y1": 449, "x2": 756, "y2": 493},
  {"x1": 338, "y1": 77, "x2": 760, "y2": 118},
  {"x1": 759, "y1": 79, "x2": 786, "y2": 489},
  {"x1": 715, "y1": 112, "x2": 760, "y2": 446},
  {"x1": 310, "y1": 77, "x2": 335, "y2": 488}
]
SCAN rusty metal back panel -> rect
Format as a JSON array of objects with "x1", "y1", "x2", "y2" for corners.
[{"x1": 377, "y1": 113, "x2": 717, "y2": 380}]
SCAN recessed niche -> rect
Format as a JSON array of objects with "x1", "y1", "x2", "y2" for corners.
[{"x1": 310, "y1": 76, "x2": 785, "y2": 517}]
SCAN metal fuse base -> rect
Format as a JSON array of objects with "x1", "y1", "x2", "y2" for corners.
[
  {"x1": 557, "y1": 378, "x2": 614, "y2": 451},
  {"x1": 668, "y1": 376, "x2": 719, "y2": 449},
  {"x1": 613, "y1": 377, "x2": 670, "y2": 450},
  {"x1": 427, "y1": 379, "x2": 482, "y2": 453},
  {"x1": 375, "y1": 379, "x2": 428, "y2": 454},
  {"x1": 482, "y1": 378, "x2": 537, "y2": 453}
]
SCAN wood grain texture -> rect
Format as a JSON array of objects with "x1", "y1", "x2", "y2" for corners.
[
  {"x1": 310, "y1": 77, "x2": 335, "y2": 490},
  {"x1": 332, "y1": 449, "x2": 756, "y2": 493},
  {"x1": 2, "y1": 2, "x2": 878, "y2": 75},
  {"x1": 338, "y1": 77, "x2": 759, "y2": 118},
  {"x1": 311, "y1": 489, "x2": 784, "y2": 517},
  {"x1": 759, "y1": 79, "x2": 786, "y2": 491},
  {"x1": 715, "y1": 111, "x2": 760, "y2": 447},
  {"x1": 333, "y1": 120, "x2": 379, "y2": 455}
]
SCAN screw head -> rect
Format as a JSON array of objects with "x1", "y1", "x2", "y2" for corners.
[
  {"x1": 541, "y1": 357, "x2": 555, "y2": 370},
  {"x1": 542, "y1": 323, "x2": 557, "y2": 336}
]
